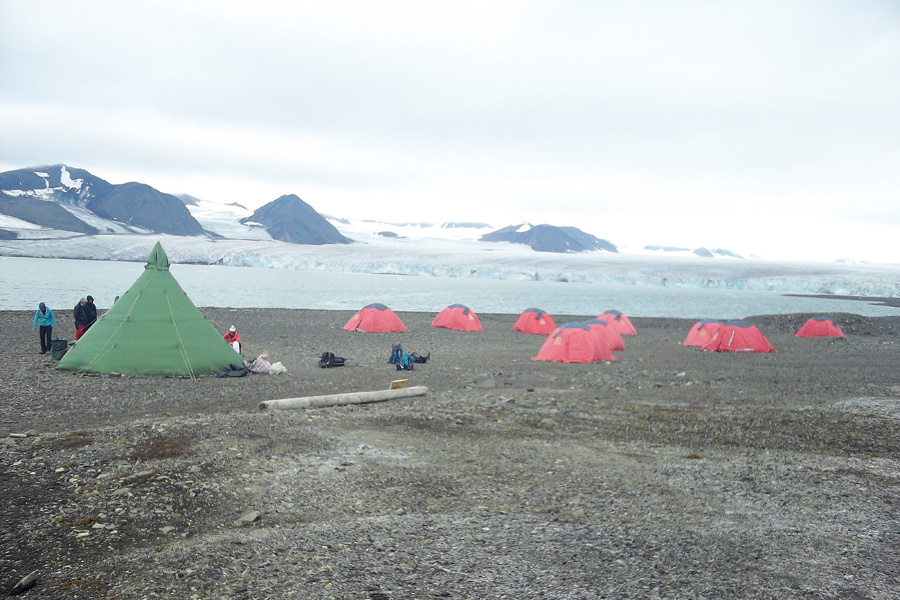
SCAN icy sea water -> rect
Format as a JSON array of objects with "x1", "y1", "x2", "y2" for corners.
[{"x1": 3, "y1": 256, "x2": 899, "y2": 319}]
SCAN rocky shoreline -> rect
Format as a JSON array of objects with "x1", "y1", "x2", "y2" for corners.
[{"x1": 2, "y1": 308, "x2": 899, "y2": 599}]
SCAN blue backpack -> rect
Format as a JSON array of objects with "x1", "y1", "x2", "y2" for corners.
[{"x1": 389, "y1": 344, "x2": 414, "y2": 371}]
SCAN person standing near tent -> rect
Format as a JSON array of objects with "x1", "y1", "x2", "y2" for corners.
[
  {"x1": 84, "y1": 295, "x2": 98, "y2": 332},
  {"x1": 73, "y1": 298, "x2": 89, "y2": 341},
  {"x1": 32, "y1": 302, "x2": 55, "y2": 354},
  {"x1": 223, "y1": 325, "x2": 241, "y2": 354}
]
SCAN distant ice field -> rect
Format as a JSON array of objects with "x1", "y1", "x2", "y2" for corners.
[{"x1": 3, "y1": 256, "x2": 899, "y2": 319}]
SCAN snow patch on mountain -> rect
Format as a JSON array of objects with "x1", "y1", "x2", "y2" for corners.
[
  {"x1": 60, "y1": 205, "x2": 150, "y2": 234},
  {"x1": 59, "y1": 166, "x2": 83, "y2": 191},
  {"x1": 2, "y1": 187, "x2": 54, "y2": 201}
]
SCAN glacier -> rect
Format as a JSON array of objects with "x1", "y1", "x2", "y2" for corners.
[
  {"x1": 1, "y1": 230, "x2": 899, "y2": 298},
  {"x1": 2, "y1": 195, "x2": 899, "y2": 298}
]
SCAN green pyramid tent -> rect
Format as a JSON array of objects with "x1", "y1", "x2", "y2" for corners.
[{"x1": 58, "y1": 242, "x2": 242, "y2": 377}]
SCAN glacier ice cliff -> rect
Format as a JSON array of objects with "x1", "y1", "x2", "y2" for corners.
[{"x1": 1, "y1": 233, "x2": 899, "y2": 298}]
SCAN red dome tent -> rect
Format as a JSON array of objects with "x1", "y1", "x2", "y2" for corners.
[
  {"x1": 511, "y1": 308, "x2": 556, "y2": 335},
  {"x1": 683, "y1": 319, "x2": 723, "y2": 347},
  {"x1": 583, "y1": 318, "x2": 626, "y2": 352},
  {"x1": 532, "y1": 322, "x2": 617, "y2": 363},
  {"x1": 700, "y1": 320, "x2": 774, "y2": 353},
  {"x1": 599, "y1": 310, "x2": 637, "y2": 336},
  {"x1": 343, "y1": 303, "x2": 407, "y2": 332},
  {"x1": 431, "y1": 304, "x2": 484, "y2": 331},
  {"x1": 794, "y1": 316, "x2": 844, "y2": 338}
]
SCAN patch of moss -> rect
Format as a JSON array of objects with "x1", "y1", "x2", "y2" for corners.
[{"x1": 130, "y1": 435, "x2": 192, "y2": 460}]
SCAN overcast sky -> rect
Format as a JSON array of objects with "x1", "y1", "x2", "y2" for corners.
[{"x1": 2, "y1": 1, "x2": 898, "y2": 262}]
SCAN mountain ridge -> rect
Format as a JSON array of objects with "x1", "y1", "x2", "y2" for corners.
[
  {"x1": 0, "y1": 165, "x2": 348, "y2": 245},
  {"x1": 2, "y1": 164, "x2": 752, "y2": 259}
]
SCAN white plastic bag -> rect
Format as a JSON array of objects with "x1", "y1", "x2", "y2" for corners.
[{"x1": 269, "y1": 361, "x2": 287, "y2": 375}]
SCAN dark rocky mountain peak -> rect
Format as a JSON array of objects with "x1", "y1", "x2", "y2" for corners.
[
  {"x1": 480, "y1": 223, "x2": 617, "y2": 253},
  {"x1": 87, "y1": 182, "x2": 205, "y2": 236},
  {"x1": 241, "y1": 194, "x2": 353, "y2": 245}
]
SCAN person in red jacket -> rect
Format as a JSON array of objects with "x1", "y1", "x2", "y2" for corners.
[{"x1": 223, "y1": 325, "x2": 241, "y2": 354}]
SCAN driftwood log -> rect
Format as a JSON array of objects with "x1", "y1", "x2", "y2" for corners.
[{"x1": 258, "y1": 386, "x2": 428, "y2": 411}]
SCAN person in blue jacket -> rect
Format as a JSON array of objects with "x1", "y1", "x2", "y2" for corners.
[{"x1": 32, "y1": 302, "x2": 55, "y2": 354}]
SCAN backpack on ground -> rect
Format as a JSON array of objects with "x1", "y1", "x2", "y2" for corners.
[
  {"x1": 388, "y1": 343, "x2": 414, "y2": 371},
  {"x1": 396, "y1": 352, "x2": 413, "y2": 371},
  {"x1": 411, "y1": 352, "x2": 430, "y2": 364},
  {"x1": 319, "y1": 351, "x2": 346, "y2": 368},
  {"x1": 389, "y1": 343, "x2": 403, "y2": 365}
]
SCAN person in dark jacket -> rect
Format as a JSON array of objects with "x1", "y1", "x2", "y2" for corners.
[
  {"x1": 84, "y1": 295, "x2": 98, "y2": 332},
  {"x1": 32, "y1": 302, "x2": 55, "y2": 354},
  {"x1": 74, "y1": 298, "x2": 88, "y2": 341}
]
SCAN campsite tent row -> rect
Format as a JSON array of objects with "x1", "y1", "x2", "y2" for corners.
[
  {"x1": 344, "y1": 306, "x2": 840, "y2": 348},
  {"x1": 533, "y1": 315, "x2": 844, "y2": 360},
  {"x1": 57, "y1": 243, "x2": 844, "y2": 375},
  {"x1": 683, "y1": 316, "x2": 843, "y2": 353},
  {"x1": 343, "y1": 304, "x2": 640, "y2": 337}
]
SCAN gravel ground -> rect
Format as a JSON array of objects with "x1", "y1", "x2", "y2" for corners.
[{"x1": 2, "y1": 307, "x2": 899, "y2": 599}]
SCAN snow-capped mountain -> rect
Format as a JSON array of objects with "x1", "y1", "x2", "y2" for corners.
[{"x1": 0, "y1": 165, "x2": 202, "y2": 235}]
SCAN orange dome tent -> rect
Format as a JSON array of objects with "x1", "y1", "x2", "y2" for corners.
[
  {"x1": 794, "y1": 316, "x2": 844, "y2": 338},
  {"x1": 511, "y1": 308, "x2": 556, "y2": 335},
  {"x1": 599, "y1": 310, "x2": 637, "y2": 336},
  {"x1": 700, "y1": 320, "x2": 774, "y2": 353},
  {"x1": 431, "y1": 304, "x2": 484, "y2": 331},
  {"x1": 683, "y1": 319, "x2": 723, "y2": 347},
  {"x1": 583, "y1": 318, "x2": 626, "y2": 352},
  {"x1": 532, "y1": 322, "x2": 617, "y2": 363},
  {"x1": 342, "y1": 303, "x2": 407, "y2": 332}
]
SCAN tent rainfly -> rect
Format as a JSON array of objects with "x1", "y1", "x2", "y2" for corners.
[
  {"x1": 794, "y1": 316, "x2": 844, "y2": 338},
  {"x1": 599, "y1": 310, "x2": 638, "y2": 336},
  {"x1": 342, "y1": 303, "x2": 407, "y2": 332},
  {"x1": 583, "y1": 318, "x2": 626, "y2": 352},
  {"x1": 511, "y1": 308, "x2": 556, "y2": 335},
  {"x1": 683, "y1": 319, "x2": 723, "y2": 347},
  {"x1": 57, "y1": 242, "x2": 242, "y2": 377},
  {"x1": 700, "y1": 320, "x2": 775, "y2": 353},
  {"x1": 532, "y1": 322, "x2": 617, "y2": 363},
  {"x1": 431, "y1": 304, "x2": 484, "y2": 331}
]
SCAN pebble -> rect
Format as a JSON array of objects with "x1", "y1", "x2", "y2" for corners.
[{"x1": 234, "y1": 510, "x2": 262, "y2": 527}]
